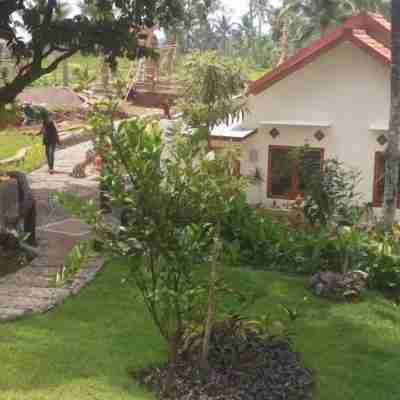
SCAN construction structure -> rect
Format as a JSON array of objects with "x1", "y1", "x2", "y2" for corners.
[{"x1": 125, "y1": 29, "x2": 180, "y2": 108}]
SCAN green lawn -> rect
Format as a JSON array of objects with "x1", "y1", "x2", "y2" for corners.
[
  {"x1": 0, "y1": 130, "x2": 40, "y2": 161},
  {"x1": 247, "y1": 66, "x2": 270, "y2": 81},
  {"x1": 31, "y1": 53, "x2": 132, "y2": 88},
  {"x1": 1, "y1": 261, "x2": 400, "y2": 400}
]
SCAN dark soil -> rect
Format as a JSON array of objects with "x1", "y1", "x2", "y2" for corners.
[
  {"x1": 134, "y1": 329, "x2": 313, "y2": 400},
  {"x1": 0, "y1": 248, "x2": 33, "y2": 277}
]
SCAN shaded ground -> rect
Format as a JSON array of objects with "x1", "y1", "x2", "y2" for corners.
[
  {"x1": 0, "y1": 251, "x2": 33, "y2": 278},
  {"x1": 18, "y1": 88, "x2": 84, "y2": 110}
]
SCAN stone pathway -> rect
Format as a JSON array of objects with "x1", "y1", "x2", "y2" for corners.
[{"x1": 0, "y1": 141, "x2": 102, "y2": 322}]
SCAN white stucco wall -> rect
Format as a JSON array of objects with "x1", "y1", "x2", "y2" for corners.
[{"x1": 239, "y1": 41, "x2": 390, "y2": 207}]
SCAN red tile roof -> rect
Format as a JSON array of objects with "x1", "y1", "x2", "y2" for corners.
[
  {"x1": 368, "y1": 12, "x2": 391, "y2": 30},
  {"x1": 249, "y1": 13, "x2": 391, "y2": 96},
  {"x1": 351, "y1": 29, "x2": 391, "y2": 62}
]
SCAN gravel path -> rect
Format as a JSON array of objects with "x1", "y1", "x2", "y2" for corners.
[{"x1": 0, "y1": 141, "x2": 102, "y2": 322}]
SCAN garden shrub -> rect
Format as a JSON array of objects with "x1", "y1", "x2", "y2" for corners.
[
  {"x1": 220, "y1": 197, "x2": 400, "y2": 294},
  {"x1": 220, "y1": 195, "x2": 285, "y2": 267},
  {"x1": 298, "y1": 154, "x2": 362, "y2": 227},
  {"x1": 366, "y1": 254, "x2": 400, "y2": 293}
]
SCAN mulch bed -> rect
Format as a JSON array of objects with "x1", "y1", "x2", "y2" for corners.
[{"x1": 134, "y1": 328, "x2": 313, "y2": 400}]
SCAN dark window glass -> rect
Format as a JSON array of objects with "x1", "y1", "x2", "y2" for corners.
[
  {"x1": 270, "y1": 148, "x2": 295, "y2": 197},
  {"x1": 269, "y1": 146, "x2": 323, "y2": 199}
]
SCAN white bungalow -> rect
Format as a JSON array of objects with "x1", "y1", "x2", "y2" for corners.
[{"x1": 211, "y1": 13, "x2": 393, "y2": 209}]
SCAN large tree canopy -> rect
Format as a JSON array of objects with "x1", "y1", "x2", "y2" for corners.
[{"x1": 0, "y1": 0, "x2": 182, "y2": 106}]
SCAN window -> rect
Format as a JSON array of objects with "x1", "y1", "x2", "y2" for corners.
[
  {"x1": 267, "y1": 145, "x2": 324, "y2": 199},
  {"x1": 373, "y1": 152, "x2": 400, "y2": 207}
]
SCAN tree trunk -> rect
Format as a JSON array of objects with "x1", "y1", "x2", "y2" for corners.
[
  {"x1": 164, "y1": 327, "x2": 182, "y2": 395},
  {"x1": 383, "y1": 1, "x2": 400, "y2": 230},
  {"x1": 62, "y1": 61, "x2": 69, "y2": 87},
  {"x1": 201, "y1": 230, "x2": 221, "y2": 372},
  {"x1": 277, "y1": 21, "x2": 289, "y2": 66},
  {"x1": 320, "y1": 22, "x2": 330, "y2": 37},
  {"x1": 0, "y1": 69, "x2": 41, "y2": 107},
  {"x1": 101, "y1": 58, "x2": 110, "y2": 92},
  {"x1": 0, "y1": 50, "x2": 77, "y2": 108},
  {"x1": 200, "y1": 254, "x2": 217, "y2": 372}
]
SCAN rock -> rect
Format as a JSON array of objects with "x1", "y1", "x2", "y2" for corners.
[
  {"x1": 0, "y1": 177, "x2": 19, "y2": 228},
  {"x1": 0, "y1": 233, "x2": 19, "y2": 250},
  {"x1": 309, "y1": 270, "x2": 369, "y2": 300},
  {"x1": 0, "y1": 172, "x2": 37, "y2": 246}
]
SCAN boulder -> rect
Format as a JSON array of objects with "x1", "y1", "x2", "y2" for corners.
[
  {"x1": 0, "y1": 172, "x2": 36, "y2": 246},
  {"x1": 309, "y1": 270, "x2": 369, "y2": 300},
  {"x1": 0, "y1": 177, "x2": 19, "y2": 229}
]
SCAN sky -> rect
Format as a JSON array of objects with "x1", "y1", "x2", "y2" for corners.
[{"x1": 68, "y1": 0, "x2": 281, "y2": 19}]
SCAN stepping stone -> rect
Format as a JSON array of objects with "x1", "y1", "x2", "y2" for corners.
[
  {"x1": 0, "y1": 307, "x2": 28, "y2": 321},
  {"x1": 0, "y1": 285, "x2": 69, "y2": 299}
]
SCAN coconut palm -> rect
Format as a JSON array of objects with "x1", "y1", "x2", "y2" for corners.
[
  {"x1": 249, "y1": 0, "x2": 269, "y2": 36},
  {"x1": 341, "y1": 0, "x2": 390, "y2": 17},
  {"x1": 267, "y1": 0, "x2": 307, "y2": 64},
  {"x1": 211, "y1": 15, "x2": 241, "y2": 56}
]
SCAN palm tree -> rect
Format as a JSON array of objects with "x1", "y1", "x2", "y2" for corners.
[
  {"x1": 211, "y1": 15, "x2": 240, "y2": 56},
  {"x1": 249, "y1": 0, "x2": 269, "y2": 37},
  {"x1": 383, "y1": 0, "x2": 400, "y2": 229},
  {"x1": 268, "y1": 0, "x2": 306, "y2": 65},
  {"x1": 341, "y1": 0, "x2": 390, "y2": 17},
  {"x1": 78, "y1": 1, "x2": 113, "y2": 91},
  {"x1": 298, "y1": 0, "x2": 347, "y2": 39}
]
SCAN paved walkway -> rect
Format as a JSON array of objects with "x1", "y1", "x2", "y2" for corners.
[{"x1": 0, "y1": 142, "x2": 101, "y2": 322}]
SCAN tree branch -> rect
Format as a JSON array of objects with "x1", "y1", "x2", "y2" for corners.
[{"x1": 42, "y1": 49, "x2": 78, "y2": 74}]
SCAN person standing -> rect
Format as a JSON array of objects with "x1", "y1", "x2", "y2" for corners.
[{"x1": 39, "y1": 112, "x2": 60, "y2": 174}]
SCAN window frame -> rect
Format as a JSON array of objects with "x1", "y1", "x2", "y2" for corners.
[{"x1": 267, "y1": 145, "x2": 325, "y2": 200}]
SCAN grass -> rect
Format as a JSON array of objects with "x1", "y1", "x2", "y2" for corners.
[
  {"x1": 31, "y1": 53, "x2": 132, "y2": 89},
  {"x1": 1, "y1": 261, "x2": 400, "y2": 400},
  {"x1": 0, "y1": 129, "x2": 44, "y2": 173},
  {"x1": 32, "y1": 52, "x2": 268, "y2": 89},
  {"x1": 0, "y1": 129, "x2": 40, "y2": 161},
  {"x1": 247, "y1": 66, "x2": 270, "y2": 81}
]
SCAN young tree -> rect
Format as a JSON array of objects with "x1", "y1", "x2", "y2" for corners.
[
  {"x1": 178, "y1": 51, "x2": 247, "y2": 141},
  {"x1": 178, "y1": 51, "x2": 248, "y2": 371},
  {"x1": 63, "y1": 103, "x2": 245, "y2": 393},
  {"x1": 0, "y1": 0, "x2": 182, "y2": 107},
  {"x1": 383, "y1": 0, "x2": 400, "y2": 229}
]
